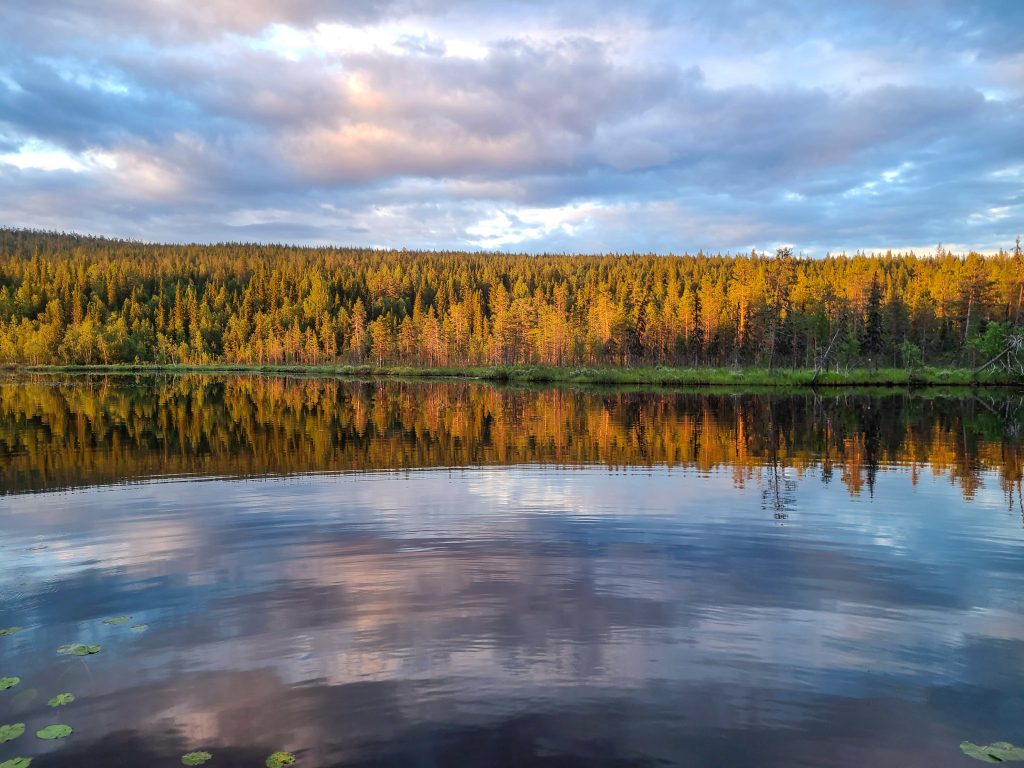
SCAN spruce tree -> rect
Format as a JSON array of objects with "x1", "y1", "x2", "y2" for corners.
[{"x1": 862, "y1": 275, "x2": 884, "y2": 368}]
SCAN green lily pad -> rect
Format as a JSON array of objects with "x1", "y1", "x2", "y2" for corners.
[
  {"x1": 0, "y1": 723, "x2": 25, "y2": 743},
  {"x1": 0, "y1": 628, "x2": 23, "y2": 637},
  {"x1": 181, "y1": 751, "x2": 212, "y2": 766},
  {"x1": 35, "y1": 724, "x2": 72, "y2": 740},
  {"x1": 57, "y1": 643, "x2": 100, "y2": 656},
  {"x1": 0, "y1": 758, "x2": 31, "y2": 768},
  {"x1": 47, "y1": 693, "x2": 74, "y2": 707},
  {"x1": 266, "y1": 752, "x2": 296, "y2": 768},
  {"x1": 130, "y1": 624, "x2": 149, "y2": 632},
  {"x1": 0, "y1": 677, "x2": 20, "y2": 690},
  {"x1": 102, "y1": 616, "x2": 130, "y2": 625},
  {"x1": 961, "y1": 741, "x2": 1024, "y2": 763}
]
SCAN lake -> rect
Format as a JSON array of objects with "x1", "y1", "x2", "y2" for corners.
[{"x1": 2, "y1": 374, "x2": 1024, "y2": 767}]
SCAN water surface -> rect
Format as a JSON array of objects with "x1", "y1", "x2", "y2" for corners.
[{"x1": 2, "y1": 375, "x2": 1024, "y2": 767}]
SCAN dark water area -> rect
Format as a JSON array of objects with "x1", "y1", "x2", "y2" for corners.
[{"x1": 2, "y1": 374, "x2": 1024, "y2": 767}]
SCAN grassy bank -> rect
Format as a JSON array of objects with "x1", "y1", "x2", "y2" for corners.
[{"x1": 4, "y1": 363, "x2": 1022, "y2": 387}]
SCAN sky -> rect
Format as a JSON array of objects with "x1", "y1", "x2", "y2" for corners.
[{"x1": 0, "y1": 1, "x2": 1022, "y2": 255}]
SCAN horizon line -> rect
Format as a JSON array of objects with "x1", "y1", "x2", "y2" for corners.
[{"x1": 2, "y1": 225, "x2": 1020, "y2": 260}]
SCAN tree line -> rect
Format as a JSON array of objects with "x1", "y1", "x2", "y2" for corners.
[{"x1": 1, "y1": 228, "x2": 1023, "y2": 369}]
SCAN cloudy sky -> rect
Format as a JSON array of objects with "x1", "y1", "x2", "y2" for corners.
[{"x1": 1, "y1": 1, "x2": 1022, "y2": 254}]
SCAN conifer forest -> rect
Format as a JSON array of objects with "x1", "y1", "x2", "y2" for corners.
[{"x1": 2, "y1": 228, "x2": 1023, "y2": 371}]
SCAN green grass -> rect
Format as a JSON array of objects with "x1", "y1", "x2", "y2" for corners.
[{"x1": 3, "y1": 362, "x2": 1021, "y2": 387}]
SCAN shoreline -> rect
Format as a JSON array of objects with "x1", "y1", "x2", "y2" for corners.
[{"x1": 2, "y1": 363, "x2": 1021, "y2": 388}]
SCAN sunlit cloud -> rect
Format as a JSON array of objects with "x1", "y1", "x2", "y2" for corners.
[{"x1": 0, "y1": 0, "x2": 1021, "y2": 252}]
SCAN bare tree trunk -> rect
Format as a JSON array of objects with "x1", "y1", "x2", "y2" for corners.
[
  {"x1": 964, "y1": 292, "x2": 973, "y2": 344},
  {"x1": 812, "y1": 327, "x2": 842, "y2": 384}
]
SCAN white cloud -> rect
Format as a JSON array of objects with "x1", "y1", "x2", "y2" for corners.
[
  {"x1": 0, "y1": 0, "x2": 1021, "y2": 252},
  {"x1": 0, "y1": 139, "x2": 92, "y2": 172},
  {"x1": 466, "y1": 201, "x2": 602, "y2": 248}
]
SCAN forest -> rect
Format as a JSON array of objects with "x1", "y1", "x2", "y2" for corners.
[{"x1": 1, "y1": 228, "x2": 1023, "y2": 371}]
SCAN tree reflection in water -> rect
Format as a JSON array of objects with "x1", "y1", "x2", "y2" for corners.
[{"x1": 1, "y1": 374, "x2": 1023, "y2": 511}]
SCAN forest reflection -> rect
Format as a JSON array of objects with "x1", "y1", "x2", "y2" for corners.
[{"x1": 2, "y1": 374, "x2": 1023, "y2": 501}]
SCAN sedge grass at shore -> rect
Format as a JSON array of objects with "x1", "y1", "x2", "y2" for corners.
[{"x1": 4, "y1": 363, "x2": 1021, "y2": 388}]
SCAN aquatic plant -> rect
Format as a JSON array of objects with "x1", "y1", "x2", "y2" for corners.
[
  {"x1": 0, "y1": 758, "x2": 31, "y2": 768},
  {"x1": 0, "y1": 628, "x2": 22, "y2": 636},
  {"x1": 0, "y1": 723, "x2": 25, "y2": 743},
  {"x1": 181, "y1": 751, "x2": 212, "y2": 766},
  {"x1": 102, "y1": 617, "x2": 130, "y2": 625},
  {"x1": 130, "y1": 624, "x2": 149, "y2": 632},
  {"x1": 961, "y1": 742, "x2": 1024, "y2": 762},
  {"x1": 47, "y1": 693, "x2": 74, "y2": 707},
  {"x1": 35, "y1": 724, "x2": 72, "y2": 740},
  {"x1": 57, "y1": 643, "x2": 100, "y2": 656},
  {"x1": 0, "y1": 677, "x2": 20, "y2": 690},
  {"x1": 266, "y1": 752, "x2": 295, "y2": 768}
]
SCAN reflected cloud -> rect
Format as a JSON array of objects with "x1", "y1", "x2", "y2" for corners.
[{"x1": 3, "y1": 379, "x2": 1024, "y2": 766}]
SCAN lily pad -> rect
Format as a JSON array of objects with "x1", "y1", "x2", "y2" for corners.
[
  {"x1": 0, "y1": 677, "x2": 20, "y2": 690},
  {"x1": 0, "y1": 723, "x2": 25, "y2": 743},
  {"x1": 35, "y1": 724, "x2": 72, "y2": 740},
  {"x1": 47, "y1": 693, "x2": 74, "y2": 707},
  {"x1": 0, "y1": 628, "x2": 23, "y2": 637},
  {"x1": 266, "y1": 752, "x2": 296, "y2": 768},
  {"x1": 57, "y1": 643, "x2": 100, "y2": 656},
  {"x1": 130, "y1": 624, "x2": 149, "y2": 632},
  {"x1": 0, "y1": 758, "x2": 31, "y2": 768},
  {"x1": 961, "y1": 741, "x2": 1024, "y2": 763},
  {"x1": 102, "y1": 616, "x2": 130, "y2": 625},
  {"x1": 181, "y1": 751, "x2": 212, "y2": 766}
]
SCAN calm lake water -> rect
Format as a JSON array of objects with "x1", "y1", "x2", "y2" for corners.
[{"x1": 2, "y1": 374, "x2": 1024, "y2": 767}]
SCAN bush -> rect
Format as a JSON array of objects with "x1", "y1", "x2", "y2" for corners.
[{"x1": 900, "y1": 340, "x2": 923, "y2": 371}]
